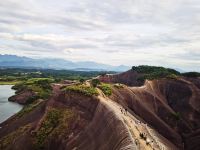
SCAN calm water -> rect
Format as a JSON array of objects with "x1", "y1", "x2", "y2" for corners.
[{"x1": 0, "y1": 85, "x2": 22, "y2": 123}]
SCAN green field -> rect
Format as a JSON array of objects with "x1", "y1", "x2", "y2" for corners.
[{"x1": 0, "y1": 81, "x2": 20, "y2": 85}]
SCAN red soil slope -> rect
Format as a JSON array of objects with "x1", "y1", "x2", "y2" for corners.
[
  {"x1": 1, "y1": 71, "x2": 199, "y2": 150},
  {"x1": 0, "y1": 84, "x2": 137, "y2": 150},
  {"x1": 100, "y1": 72, "x2": 200, "y2": 150}
]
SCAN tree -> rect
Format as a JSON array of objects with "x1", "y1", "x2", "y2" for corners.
[
  {"x1": 91, "y1": 79, "x2": 100, "y2": 87},
  {"x1": 79, "y1": 78, "x2": 85, "y2": 83}
]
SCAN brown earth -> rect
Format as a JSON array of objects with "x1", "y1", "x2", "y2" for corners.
[
  {"x1": 1, "y1": 71, "x2": 200, "y2": 150},
  {"x1": 99, "y1": 72, "x2": 200, "y2": 150},
  {"x1": 99, "y1": 70, "x2": 144, "y2": 86},
  {"x1": 8, "y1": 90, "x2": 36, "y2": 104},
  {"x1": 0, "y1": 84, "x2": 138, "y2": 150}
]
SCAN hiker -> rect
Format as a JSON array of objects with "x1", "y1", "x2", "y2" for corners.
[
  {"x1": 125, "y1": 108, "x2": 128, "y2": 115},
  {"x1": 120, "y1": 107, "x2": 123, "y2": 113},
  {"x1": 135, "y1": 139, "x2": 139, "y2": 145}
]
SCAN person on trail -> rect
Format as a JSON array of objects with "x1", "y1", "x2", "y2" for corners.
[
  {"x1": 125, "y1": 108, "x2": 128, "y2": 115},
  {"x1": 120, "y1": 107, "x2": 123, "y2": 113},
  {"x1": 135, "y1": 139, "x2": 139, "y2": 145}
]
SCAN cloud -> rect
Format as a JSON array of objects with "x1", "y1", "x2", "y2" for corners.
[{"x1": 0, "y1": 0, "x2": 200, "y2": 71}]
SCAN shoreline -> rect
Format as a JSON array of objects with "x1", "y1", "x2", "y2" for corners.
[{"x1": 0, "y1": 85, "x2": 23, "y2": 124}]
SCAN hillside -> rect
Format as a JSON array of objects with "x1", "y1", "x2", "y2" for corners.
[{"x1": 0, "y1": 66, "x2": 200, "y2": 150}]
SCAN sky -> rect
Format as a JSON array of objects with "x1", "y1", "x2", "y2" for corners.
[{"x1": 0, "y1": 0, "x2": 200, "y2": 71}]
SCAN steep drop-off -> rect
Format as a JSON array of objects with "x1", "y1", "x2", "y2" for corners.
[
  {"x1": 99, "y1": 70, "x2": 200, "y2": 150},
  {"x1": 0, "y1": 84, "x2": 138, "y2": 150}
]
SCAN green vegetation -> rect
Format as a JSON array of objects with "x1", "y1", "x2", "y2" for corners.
[
  {"x1": 26, "y1": 78, "x2": 54, "y2": 99},
  {"x1": 0, "y1": 76, "x2": 22, "y2": 85},
  {"x1": 79, "y1": 78, "x2": 85, "y2": 83},
  {"x1": 91, "y1": 79, "x2": 100, "y2": 87},
  {"x1": 35, "y1": 108, "x2": 62, "y2": 149},
  {"x1": 182, "y1": 72, "x2": 200, "y2": 78},
  {"x1": 132, "y1": 65, "x2": 180, "y2": 81},
  {"x1": 132, "y1": 65, "x2": 179, "y2": 74},
  {"x1": 0, "y1": 81, "x2": 20, "y2": 85},
  {"x1": 16, "y1": 100, "x2": 43, "y2": 118},
  {"x1": 48, "y1": 109, "x2": 75, "y2": 139},
  {"x1": 166, "y1": 74, "x2": 178, "y2": 79},
  {"x1": 35, "y1": 108, "x2": 74, "y2": 149},
  {"x1": 0, "y1": 124, "x2": 30, "y2": 149},
  {"x1": 98, "y1": 83, "x2": 112, "y2": 96},
  {"x1": 12, "y1": 78, "x2": 54, "y2": 102},
  {"x1": 0, "y1": 68, "x2": 115, "y2": 83},
  {"x1": 171, "y1": 112, "x2": 181, "y2": 121},
  {"x1": 64, "y1": 84, "x2": 99, "y2": 96}
]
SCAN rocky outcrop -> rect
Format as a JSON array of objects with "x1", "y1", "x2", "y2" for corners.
[
  {"x1": 8, "y1": 90, "x2": 36, "y2": 104},
  {"x1": 99, "y1": 70, "x2": 144, "y2": 86}
]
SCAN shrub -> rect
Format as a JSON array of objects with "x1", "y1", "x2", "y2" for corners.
[
  {"x1": 35, "y1": 108, "x2": 74, "y2": 149},
  {"x1": 171, "y1": 112, "x2": 181, "y2": 121},
  {"x1": 64, "y1": 85, "x2": 99, "y2": 96},
  {"x1": 91, "y1": 79, "x2": 100, "y2": 87},
  {"x1": 98, "y1": 83, "x2": 112, "y2": 96},
  {"x1": 166, "y1": 74, "x2": 178, "y2": 79},
  {"x1": 79, "y1": 78, "x2": 85, "y2": 83},
  {"x1": 35, "y1": 108, "x2": 62, "y2": 149}
]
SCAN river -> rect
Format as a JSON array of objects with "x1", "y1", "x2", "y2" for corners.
[{"x1": 0, "y1": 85, "x2": 22, "y2": 123}]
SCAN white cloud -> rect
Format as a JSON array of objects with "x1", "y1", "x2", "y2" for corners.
[{"x1": 0, "y1": 0, "x2": 200, "y2": 71}]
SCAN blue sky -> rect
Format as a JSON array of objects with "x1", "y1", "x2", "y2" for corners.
[{"x1": 0, "y1": 0, "x2": 200, "y2": 71}]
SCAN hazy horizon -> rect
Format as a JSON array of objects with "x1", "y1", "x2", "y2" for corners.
[{"x1": 0, "y1": 0, "x2": 200, "y2": 71}]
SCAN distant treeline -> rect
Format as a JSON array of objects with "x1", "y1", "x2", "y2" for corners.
[{"x1": 0, "y1": 68, "x2": 115, "y2": 81}]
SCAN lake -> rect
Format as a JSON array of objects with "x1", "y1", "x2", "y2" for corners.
[{"x1": 0, "y1": 85, "x2": 22, "y2": 123}]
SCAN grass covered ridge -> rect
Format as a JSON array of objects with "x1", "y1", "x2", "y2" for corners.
[
  {"x1": 63, "y1": 84, "x2": 99, "y2": 96},
  {"x1": 98, "y1": 83, "x2": 112, "y2": 96}
]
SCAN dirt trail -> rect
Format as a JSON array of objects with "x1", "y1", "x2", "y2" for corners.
[
  {"x1": 97, "y1": 89, "x2": 178, "y2": 150},
  {"x1": 52, "y1": 82, "x2": 178, "y2": 150}
]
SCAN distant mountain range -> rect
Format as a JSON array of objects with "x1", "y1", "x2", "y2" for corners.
[{"x1": 0, "y1": 55, "x2": 130, "y2": 72}]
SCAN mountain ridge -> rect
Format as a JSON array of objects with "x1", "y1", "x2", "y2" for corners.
[{"x1": 0, "y1": 55, "x2": 130, "y2": 72}]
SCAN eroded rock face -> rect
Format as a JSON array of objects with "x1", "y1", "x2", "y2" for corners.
[
  {"x1": 8, "y1": 90, "x2": 37, "y2": 104},
  {"x1": 109, "y1": 78, "x2": 200, "y2": 150},
  {"x1": 0, "y1": 86, "x2": 137, "y2": 150},
  {"x1": 99, "y1": 70, "x2": 144, "y2": 86},
  {"x1": 65, "y1": 101, "x2": 137, "y2": 150},
  {"x1": 1, "y1": 72, "x2": 200, "y2": 150}
]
